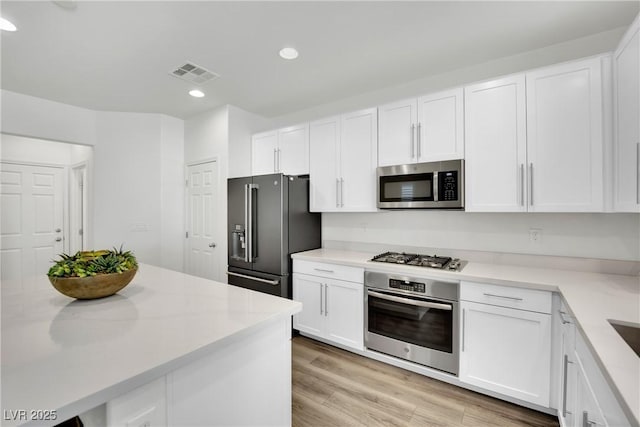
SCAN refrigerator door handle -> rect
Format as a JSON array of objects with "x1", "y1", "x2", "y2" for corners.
[
  {"x1": 246, "y1": 183, "x2": 259, "y2": 263},
  {"x1": 243, "y1": 184, "x2": 250, "y2": 263}
]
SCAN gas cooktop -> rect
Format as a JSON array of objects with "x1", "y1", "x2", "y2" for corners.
[{"x1": 370, "y1": 251, "x2": 465, "y2": 271}]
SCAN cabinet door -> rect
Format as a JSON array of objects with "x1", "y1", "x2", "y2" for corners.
[
  {"x1": 278, "y1": 123, "x2": 309, "y2": 175},
  {"x1": 460, "y1": 301, "x2": 551, "y2": 406},
  {"x1": 559, "y1": 310, "x2": 577, "y2": 427},
  {"x1": 292, "y1": 273, "x2": 324, "y2": 337},
  {"x1": 614, "y1": 15, "x2": 640, "y2": 212},
  {"x1": 417, "y1": 88, "x2": 464, "y2": 161},
  {"x1": 575, "y1": 355, "x2": 606, "y2": 427},
  {"x1": 465, "y1": 75, "x2": 527, "y2": 212},
  {"x1": 251, "y1": 131, "x2": 278, "y2": 176},
  {"x1": 325, "y1": 278, "x2": 364, "y2": 351},
  {"x1": 378, "y1": 98, "x2": 418, "y2": 166},
  {"x1": 526, "y1": 58, "x2": 604, "y2": 212},
  {"x1": 309, "y1": 117, "x2": 340, "y2": 212},
  {"x1": 340, "y1": 107, "x2": 378, "y2": 212}
]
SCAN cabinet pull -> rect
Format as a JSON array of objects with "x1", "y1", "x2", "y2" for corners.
[
  {"x1": 273, "y1": 149, "x2": 278, "y2": 172},
  {"x1": 410, "y1": 124, "x2": 415, "y2": 158},
  {"x1": 529, "y1": 163, "x2": 534, "y2": 206},
  {"x1": 314, "y1": 268, "x2": 334, "y2": 273},
  {"x1": 559, "y1": 310, "x2": 572, "y2": 325},
  {"x1": 583, "y1": 411, "x2": 599, "y2": 427},
  {"x1": 324, "y1": 284, "x2": 328, "y2": 316},
  {"x1": 562, "y1": 354, "x2": 574, "y2": 417},
  {"x1": 519, "y1": 164, "x2": 525, "y2": 207},
  {"x1": 320, "y1": 284, "x2": 324, "y2": 315},
  {"x1": 417, "y1": 122, "x2": 422, "y2": 159},
  {"x1": 636, "y1": 143, "x2": 639, "y2": 204},
  {"x1": 483, "y1": 293, "x2": 523, "y2": 302},
  {"x1": 277, "y1": 148, "x2": 281, "y2": 172},
  {"x1": 340, "y1": 178, "x2": 345, "y2": 207},
  {"x1": 461, "y1": 308, "x2": 466, "y2": 352},
  {"x1": 336, "y1": 179, "x2": 340, "y2": 208}
]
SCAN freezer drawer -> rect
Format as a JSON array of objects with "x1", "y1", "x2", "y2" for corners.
[{"x1": 227, "y1": 267, "x2": 290, "y2": 299}]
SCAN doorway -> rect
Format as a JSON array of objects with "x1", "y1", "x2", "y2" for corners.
[{"x1": 185, "y1": 160, "x2": 220, "y2": 280}]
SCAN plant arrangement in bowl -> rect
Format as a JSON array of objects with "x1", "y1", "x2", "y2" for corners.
[{"x1": 47, "y1": 246, "x2": 138, "y2": 299}]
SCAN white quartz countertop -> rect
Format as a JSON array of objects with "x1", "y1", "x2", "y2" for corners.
[
  {"x1": 292, "y1": 248, "x2": 640, "y2": 425},
  {"x1": 1, "y1": 264, "x2": 301, "y2": 426}
]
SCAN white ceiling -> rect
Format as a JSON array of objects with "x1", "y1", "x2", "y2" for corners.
[{"x1": 1, "y1": 1, "x2": 638, "y2": 120}]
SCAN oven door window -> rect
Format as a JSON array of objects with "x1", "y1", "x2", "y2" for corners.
[
  {"x1": 379, "y1": 173, "x2": 434, "y2": 202},
  {"x1": 368, "y1": 290, "x2": 453, "y2": 353}
]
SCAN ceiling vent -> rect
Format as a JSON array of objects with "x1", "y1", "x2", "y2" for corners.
[{"x1": 169, "y1": 62, "x2": 219, "y2": 85}]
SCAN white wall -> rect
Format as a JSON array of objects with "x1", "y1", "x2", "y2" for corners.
[
  {"x1": 1, "y1": 134, "x2": 75, "y2": 165},
  {"x1": 323, "y1": 212, "x2": 640, "y2": 261},
  {"x1": 1, "y1": 90, "x2": 97, "y2": 145},
  {"x1": 228, "y1": 105, "x2": 273, "y2": 179},
  {"x1": 160, "y1": 116, "x2": 185, "y2": 272},
  {"x1": 271, "y1": 27, "x2": 626, "y2": 126}
]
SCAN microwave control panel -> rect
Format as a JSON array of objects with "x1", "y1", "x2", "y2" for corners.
[{"x1": 438, "y1": 171, "x2": 459, "y2": 201}]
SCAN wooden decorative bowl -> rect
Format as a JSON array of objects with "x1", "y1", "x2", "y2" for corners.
[{"x1": 49, "y1": 268, "x2": 137, "y2": 300}]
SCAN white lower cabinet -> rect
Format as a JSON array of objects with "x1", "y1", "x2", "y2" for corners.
[
  {"x1": 559, "y1": 307, "x2": 631, "y2": 427},
  {"x1": 107, "y1": 377, "x2": 167, "y2": 427},
  {"x1": 459, "y1": 281, "x2": 552, "y2": 407},
  {"x1": 293, "y1": 261, "x2": 364, "y2": 350}
]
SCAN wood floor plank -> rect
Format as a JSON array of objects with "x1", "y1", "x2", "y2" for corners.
[{"x1": 291, "y1": 336, "x2": 559, "y2": 427}]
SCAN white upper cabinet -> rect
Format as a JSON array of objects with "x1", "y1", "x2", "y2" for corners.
[
  {"x1": 378, "y1": 88, "x2": 463, "y2": 166},
  {"x1": 526, "y1": 57, "x2": 604, "y2": 212},
  {"x1": 465, "y1": 56, "x2": 606, "y2": 212},
  {"x1": 613, "y1": 14, "x2": 640, "y2": 212},
  {"x1": 309, "y1": 108, "x2": 378, "y2": 212},
  {"x1": 465, "y1": 75, "x2": 527, "y2": 212},
  {"x1": 417, "y1": 88, "x2": 465, "y2": 161},
  {"x1": 251, "y1": 123, "x2": 309, "y2": 176}
]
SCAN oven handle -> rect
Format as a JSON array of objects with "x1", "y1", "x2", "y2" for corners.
[{"x1": 367, "y1": 290, "x2": 452, "y2": 311}]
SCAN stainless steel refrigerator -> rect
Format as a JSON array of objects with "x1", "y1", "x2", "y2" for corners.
[{"x1": 227, "y1": 174, "x2": 321, "y2": 298}]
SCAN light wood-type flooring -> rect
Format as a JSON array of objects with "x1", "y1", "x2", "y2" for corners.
[{"x1": 292, "y1": 336, "x2": 559, "y2": 427}]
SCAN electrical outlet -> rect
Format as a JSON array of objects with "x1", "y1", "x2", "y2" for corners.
[{"x1": 529, "y1": 228, "x2": 542, "y2": 243}]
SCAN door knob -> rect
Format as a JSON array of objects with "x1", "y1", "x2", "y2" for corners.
[{"x1": 209, "y1": 243, "x2": 216, "y2": 248}]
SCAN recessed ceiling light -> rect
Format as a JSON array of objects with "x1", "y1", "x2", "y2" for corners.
[
  {"x1": 189, "y1": 89, "x2": 205, "y2": 98},
  {"x1": 279, "y1": 47, "x2": 299, "y2": 60},
  {"x1": 0, "y1": 17, "x2": 17, "y2": 32}
]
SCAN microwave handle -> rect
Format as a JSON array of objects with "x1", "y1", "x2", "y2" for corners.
[{"x1": 433, "y1": 172, "x2": 439, "y2": 202}]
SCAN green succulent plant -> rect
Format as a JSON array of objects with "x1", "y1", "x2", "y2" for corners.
[{"x1": 48, "y1": 246, "x2": 138, "y2": 278}]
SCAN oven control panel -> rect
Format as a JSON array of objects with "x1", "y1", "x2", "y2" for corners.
[{"x1": 389, "y1": 279, "x2": 425, "y2": 293}]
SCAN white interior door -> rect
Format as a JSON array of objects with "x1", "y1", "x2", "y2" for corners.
[
  {"x1": 185, "y1": 161, "x2": 219, "y2": 280},
  {"x1": 1, "y1": 163, "x2": 65, "y2": 293}
]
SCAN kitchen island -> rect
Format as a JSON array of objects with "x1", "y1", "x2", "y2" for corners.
[{"x1": 1, "y1": 264, "x2": 301, "y2": 427}]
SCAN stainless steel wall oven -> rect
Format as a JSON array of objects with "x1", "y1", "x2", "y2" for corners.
[{"x1": 365, "y1": 271, "x2": 459, "y2": 375}]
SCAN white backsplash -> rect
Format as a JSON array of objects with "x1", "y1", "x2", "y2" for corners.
[{"x1": 322, "y1": 211, "x2": 640, "y2": 275}]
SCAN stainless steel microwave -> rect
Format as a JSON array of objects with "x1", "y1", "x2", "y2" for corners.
[{"x1": 377, "y1": 160, "x2": 464, "y2": 209}]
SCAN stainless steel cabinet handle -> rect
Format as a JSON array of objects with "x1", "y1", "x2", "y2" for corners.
[
  {"x1": 559, "y1": 310, "x2": 572, "y2": 325},
  {"x1": 583, "y1": 411, "x2": 598, "y2": 427},
  {"x1": 417, "y1": 122, "x2": 422, "y2": 159},
  {"x1": 320, "y1": 284, "x2": 324, "y2": 315},
  {"x1": 483, "y1": 293, "x2": 523, "y2": 302},
  {"x1": 277, "y1": 148, "x2": 282, "y2": 172},
  {"x1": 273, "y1": 149, "x2": 278, "y2": 172},
  {"x1": 529, "y1": 163, "x2": 534, "y2": 206},
  {"x1": 226, "y1": 271, "x2": 279, "y2": 286},
  {"x1": 336, "y1": 179, "x2": 340, "y2": 208},
  {"x1": 324, "y1": 284, "x2": 328, "y2": 316},
  {"x1": 462, "y1": 308, "x2": 466, "y2": 352},
  {"x1": 636, "y1": 142, "x2": 639, "y2": 204},
  {"x1": 367, "y1": 290, "x2": 453, "y2": 311},
  {"x1": 410, "y1": 124, "x2": 415, "y2": 158},
  {"x1": 314, "y1": 268, "x2": 334, "y2": 273},
  {"x1": 55, "y1": 228, "x2": 62, "y2": 233},
  {"x1": 55, "y1": 237, "x2": 62, "y2": 242},
  {"x1": 519, "y1": 164, "x2": 524, "y2": 207},
  {"x1": 562, "y1": 354, "x2": 574, "y2": 417},
  {"x1": 340, "y1": 178, "x2": 344, "y2": 207}
]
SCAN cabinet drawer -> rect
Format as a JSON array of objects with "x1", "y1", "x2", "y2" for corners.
[
  {"x1": 293, "y1": 260, "x2": 363, "y2": 283},
  {"x1": 461, "y1": 281, "x2": 552, "y2": 314}
]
